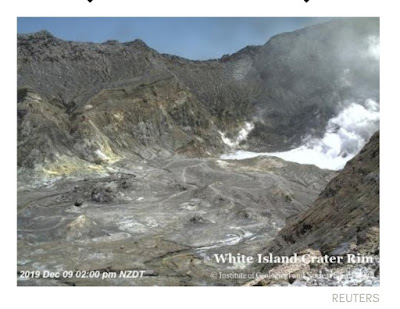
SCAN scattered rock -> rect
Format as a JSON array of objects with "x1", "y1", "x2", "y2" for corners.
[
  {"x1": 91, "y1": 187, "x2": 115, "y2": 203},
  {"x1": 189, "y1": 215, "x2": 206, "y2": 224},
  {"x1": 74, "y1": 198, "x2": 84, "y2": 207}
]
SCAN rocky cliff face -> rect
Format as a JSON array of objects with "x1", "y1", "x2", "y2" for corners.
[
  {"x1": 247, "y1": 132, "x2": 379, "y2": 286},
  {"x1": 17, "y1": 18, "x2": 379, "y2": 173},
  {"x1": 18, "y1": 78, "x2": 226, "y2": 170},
  {"x1": 268, "y1": 131, "x2": 379, "y2": 255}
]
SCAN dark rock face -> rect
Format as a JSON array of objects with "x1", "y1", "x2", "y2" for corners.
[
  {"x1": 268, "y1": 132, "x2": 379, "y2": 255},
  {"x1": 248, "y1": 132, "x2": 379, "y2": 286},
  {"x1": 17, "y1": 88, "x2": 73, "y2": 168},
  {"x1": 17, "y1": 18, "x2": 379, "y2": 170}
]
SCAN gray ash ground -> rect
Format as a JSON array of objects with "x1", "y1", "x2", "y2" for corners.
[{"x1": 17, "y1": 156, "x2": 332, "y2": 286}]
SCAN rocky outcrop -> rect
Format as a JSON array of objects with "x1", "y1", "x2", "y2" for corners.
[
  {"x1": 248, "y1": 132, "x2": 379, "y2": 286},
  {"x1": 269, "y1": 132, "x2": 379, "y2": 254},
  {"x1": 18, "y1": 78, "x2": 226, "y2": 171}
]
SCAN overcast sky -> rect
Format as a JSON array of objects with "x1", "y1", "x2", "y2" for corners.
[{"x1": 18, "y1": 17, "x2": 331, "y2": 60}]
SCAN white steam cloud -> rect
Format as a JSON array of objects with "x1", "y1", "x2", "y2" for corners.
[
  {"x1": 219, "y1": 122, "x2": 254, "y2": 148},
  {"x1": 221, "y1": 99, "x2": 379, "y2": 170},
  {"x1": 366, "y1": 36, "x2": 380, "y2": 61}
]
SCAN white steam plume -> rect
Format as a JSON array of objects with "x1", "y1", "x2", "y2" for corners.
[
  {"x1": 219, "y1": 122, "x2": 254, "y2": 148},
  {"x1": 366, "y1": 36, "x2": 380, "y2": 61},
  {"x1": 221, "y1": 99, "x2": 379, "y2": 170}
]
